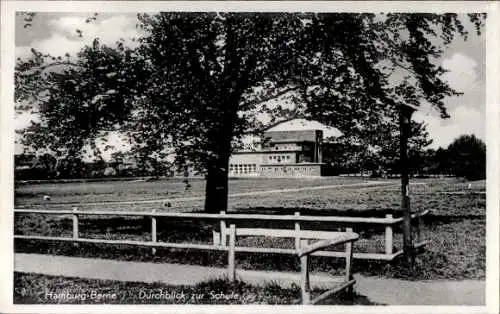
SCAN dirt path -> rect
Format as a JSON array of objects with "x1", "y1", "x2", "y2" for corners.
[{"x1": 14, "y1": 253, "x2": 484, "y2": 305}]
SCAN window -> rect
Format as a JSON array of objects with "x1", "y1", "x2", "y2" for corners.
[{"x1": 286, "y1": 155, "x2": 290, "y2": 160}]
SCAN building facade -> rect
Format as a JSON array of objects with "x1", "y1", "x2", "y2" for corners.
[{"x1": 229, "y1": 121, "x2": 332, "y2": 177}]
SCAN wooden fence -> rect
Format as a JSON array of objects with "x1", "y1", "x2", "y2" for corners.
[{"x1": 14, "y1": 208, "x2": 429, "y2": 261}]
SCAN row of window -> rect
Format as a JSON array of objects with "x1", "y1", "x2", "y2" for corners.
[
  {"x1": 261, "y1": 166, "x2": 317, "y2": 172},
  {"x1": 272, "y1": 144, "x2": 298, "y2": 150},
  {"x1": 268, "y1": 155, "x2": 292, "y2": 162},
  {"x1": 229, "y1": 164, "x2": 257, "y2": 174}
]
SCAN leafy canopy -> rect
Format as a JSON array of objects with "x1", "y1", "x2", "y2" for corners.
[{"x1": 16, "y1": 12, "x2": 485, "y2": 172}]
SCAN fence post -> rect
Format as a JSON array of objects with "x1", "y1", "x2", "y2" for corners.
[
  {"x1": 416, "y1": 213, "x2": 423, "y2": 243},
  {"x1": 385, "y1": 214, "x2": 393, "y2": 255},
  {"x1": 151, "y1": 209, "x2": 157, "y2": 255},
  {"x1": 300, "y1": 239, "x2": 310, "y2": 305},
  {"x1": 220, "y1": 211, "x2": 227, "y2": 246},
  {"x1": 213, "y1": 230, "x2": 220, "y2": 246},
  {"x1": 72, "y1": 207, "x2": 79, "y2": 247},
  {"x1": 213, "y1": 211, "x2": 222, "y2": 246},
  {"x1": 228, "y1": 224, "x2": 236, "y2": 282},
  {"x1": 294, "y1": 212, "x2": 301, "y2": 251},
  {"x1": 345, "y1": 227, "x2": 354, "y2": 294}
]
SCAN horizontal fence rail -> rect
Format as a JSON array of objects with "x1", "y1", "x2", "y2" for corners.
[
  {"x1": 14, "y1": 208, "x2": 430, "y2": 262},
  {"x1": 13, "y1": 208, "x2": 429, "y2": 224}
]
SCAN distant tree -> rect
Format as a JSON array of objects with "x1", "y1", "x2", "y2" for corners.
[
  {"x1": 418, "y1": 148, "x2": 437, "y2": 177},
  {"x1": 87, "y1": 157, "x2": 107, "y2": 177},
  {"x1": 56, "y1": 155, "x2": 88, "y2": 178},
  {"x1": 407, "y1": 123, "x2": 434, "y2": 177},
  {"x1": 34, "y1": 153, "x2": 58, "y2": 178},
  {"x1": 434, "y1": 147, "x2": 452, "y2": 176},
  {"x1": 331, "y1": 139, "x2": 365, "y2": 175},
  {"x1": 332, "y1": 138, "x2": 379, "y2": 176},
  {"x1": 103, "y1": 166, "x2": 117, "y2": 177},
  {"x1": 341, "y1": 118, "x2": 432, "y2": 177},
  {"x1": 447, "y1": 134, "x2": 486, "y2": 180},
  {"x1": 108, "y1": 151, "x2": 127, "y2": 176},
  {"x1": 14, "y1": 153, "x2": 36, "y2": 168}
]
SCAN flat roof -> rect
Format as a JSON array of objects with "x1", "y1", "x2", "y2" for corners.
[{"x1": 264, "y1": 118, "x2": 342, "y2": 138}]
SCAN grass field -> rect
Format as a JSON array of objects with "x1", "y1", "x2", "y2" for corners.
[
  {"x1": 14, "y1": 176, "x2": 486, "y2": 283},
  {"x1": 15, "y1": 176, "x2": 484, "y2": 215},
  {"x1": 15, "y1": 177, "x2": 370, "y2": 206},
  {"x1": 14, "y1": 272, "x2": 378, "y2": 305}
]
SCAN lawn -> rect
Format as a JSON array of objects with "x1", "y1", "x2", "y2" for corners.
[
  {"x1": 14, "y1": 272, "x2": 379, "y2": 305},
  {"x1": 14, "y1": 176, "x2": 370, "y2": 207},
  {"x1": 14, "y1": 177, "x2": 486, "y2": 282},
  {"x1": 14, "y1": 176, "x2": 485, "y2": 216}
]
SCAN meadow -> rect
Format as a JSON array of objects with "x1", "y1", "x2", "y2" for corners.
[
  {"x1": 14, "y1": 273, "x2": 378, "y2": 305},
  {"x1": 14, "y1": 176, "x2": 486, "y2": 283},
  {"x1": 14, "y1": 176, "x2": 370, "y2": 208}
]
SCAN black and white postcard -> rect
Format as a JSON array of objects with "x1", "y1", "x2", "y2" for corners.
[{"x1": 1, "y1": 1, "x2": 499, "y2": 313}]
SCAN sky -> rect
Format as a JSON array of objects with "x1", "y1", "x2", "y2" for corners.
[{"x1": 14, "y1": 12, "x2": 486, "y2": 157}]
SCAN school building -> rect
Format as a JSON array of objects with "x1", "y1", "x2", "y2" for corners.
[{"x1": 229, "y1": 119, "x2": 340, "y2": 177}]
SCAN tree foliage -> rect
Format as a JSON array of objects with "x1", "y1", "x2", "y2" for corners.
[
  {"x1": 447, "y1": 134, "x2": 486, "y2": 181},
  {"x1": 15, "y1": 12, "x2": 485, "y2": 211}
]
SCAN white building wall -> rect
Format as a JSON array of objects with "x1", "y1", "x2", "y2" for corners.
[{"x1": 229, "y1": 153, "x2": 262, "y2": 176}]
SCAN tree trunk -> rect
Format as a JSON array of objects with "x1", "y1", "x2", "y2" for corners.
[
  {"x1": 202, "y1": 18, "x2": 248, "y2": 213},
  {"x1": 400, "y1": 105, "x2": 414, "y2": 267},
  {"x1": 203, "y1": 97, "x2": 237, "y2": 214},
  {"x1": 204, "y1": 155, "x2": 230, "y2": 213}
]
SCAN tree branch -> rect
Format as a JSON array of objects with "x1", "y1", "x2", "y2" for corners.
[
  {"x1": 243, "y1": 108, "x2": 305, "y2": 135},
  {"x1": 16, "y1": 62, "x2": 85, "y2": 77},
  {"x1": 240, "y1": 85, "x2": 300, "y2": 108}
]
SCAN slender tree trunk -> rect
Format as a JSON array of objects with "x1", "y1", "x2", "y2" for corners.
[{"x1": 400, "y1": 105, "x2": 414, "y2": 267}]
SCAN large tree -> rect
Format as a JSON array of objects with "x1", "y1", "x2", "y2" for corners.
[
  {"x1": 130, "y1": 13, "x2": 314, "y2": 212},
  {"x1": 16, "y1": 13, "x2": 484, "y2": 220}
]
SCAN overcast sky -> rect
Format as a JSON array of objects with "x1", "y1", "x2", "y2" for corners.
[{"x1": 14, "y1": 12, "x2": 486, "y2": 157}]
